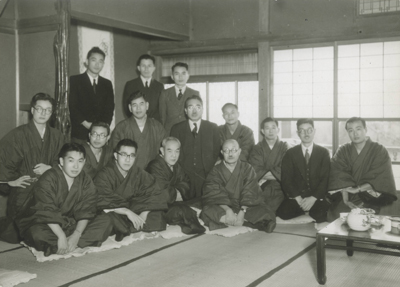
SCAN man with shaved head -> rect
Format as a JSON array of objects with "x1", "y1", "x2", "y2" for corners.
[
  {"x1": 146, "y1": 137, "x2": 205, "y2": 234},
  {"x1": 201, "y1": 139, "x2": 276, "y2": 232}
]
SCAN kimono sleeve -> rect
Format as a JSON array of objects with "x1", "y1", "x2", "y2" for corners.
[
  {"x1": 249, "y1": 144, "x2": 268, "y2": 181},
  {"x1": 239, "y1": 165, "x2": 264, "y2": 207},
  {"x1": 0, "y1": 130, "x2": 25, "y2": 182},
  {"x1": 73, "y1": 175, "x2": 98, "y2": 221},
  {"x1": 94, "y1": 168, "x2": 129, "y2": 210},
  {"x1": 238, "y1": 127, "x2": 255, "y2": 162},
  {"x1": 202, "y1": 167, "x2": 231, "y2": 207}
]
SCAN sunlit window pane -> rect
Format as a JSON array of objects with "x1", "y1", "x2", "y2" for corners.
[
  {"x1": 238, "y1": 81, "x2": 259, "y2": 142},
  {"x1": 208, "y1": 82, "x2": 235, "y2": 126}
]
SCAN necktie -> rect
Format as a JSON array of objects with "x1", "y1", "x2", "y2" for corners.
[
  {"x1": 305, "y1": 149, "x2": 310, "y2": 165},
  {"x1": 93, "y1": 79, "x2": 97, "y2": 94},
  {"x1": 145, "y1": 81, "x2": 149, "y2": 88},
  {"x1": 192, "y1": 123, "x2": 197, "y2": 138},
  {"x1": 178, "y1": 89, "x2": 183, "y2": 101}
]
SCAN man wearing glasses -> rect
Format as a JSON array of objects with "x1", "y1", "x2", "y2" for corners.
[
  {"x1": 201, "y1": 139, "x2": 276, "y2": 232},
  {"x1": 95, "y1": 139, "x2": 167, "y2": 240},
  {"x1": 81, "y1": 121, "x2": 113, "y2": 179},
  {"x1": 110, "y1": 91, "x2": 166, "y2": 169},
  {"x1": 327, "y1": 117, "x2": 397, "y2": 221},
  {"x1": 0, "y1": 93, "x2": 65, "y2": 243},
  {"x1": 170, "y1": 95, "x2": 220, "y2": 198},
  {"x1": 276, "y1": 118, "x2": 330, "y2": 223}
]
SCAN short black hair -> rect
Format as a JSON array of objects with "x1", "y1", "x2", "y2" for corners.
[
  {"x1": 221, "y1": 103, "x2": 238, "y2": 113},
  {"x1": 128, "y1": 90, "x2": 147, "y2": 105},
  {"x1": 114, "y1": 139, "x2": 138, "y2": 153},
  {"x1": 260, "y1": 117, "x2": 279, "y2": 129},
  {"x1": 89, "y1": 121, "x2": 111, "y2": 136},
  {"x1": 58, "y1": 143, "x2": 86, "y2": 162},
  {"x1": 184, "y1": 95, "x2": 203, "y2": 109},
  {"x1": 345, "y1": 117, "x2": 366, "y2": 130},
  {"x1": 137, "y1": 54, "x2": 155, "y2": 66},
  {"x1": 296, "y1": 118, "x2": 314, "y2": 129},
  {"x1": 172, "y1": 62, "x2": 189, "y2": 72},
  {"x1": 87, "y1": 47, "x2": 106, "y2": 60},
  {"x1": 30, "y1": 93, "x2": 55, "y2": 109}
]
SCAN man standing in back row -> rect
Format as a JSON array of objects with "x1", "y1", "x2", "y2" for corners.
[
  {"x1": 122, "y1": 54, "x2": 164, "y2": 121},
  {"x1": 159, "y1": 62, "x2": 200, "y2": 134},
  {"x1": 69, "y1": 47, "x2": 115, "y2": 143}
]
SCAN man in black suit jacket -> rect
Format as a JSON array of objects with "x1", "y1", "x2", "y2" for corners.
[
  {"x1": 170, "y1": 95, "x2": 220, "y2": 198},
  {"x1": 276, "y1": 118, "x2": 330, "y2": 223},
  {"x1": 69, "y1": 47, "x2": 115, "y2": 142},
  {"x1": 122, "y1": 54, "x2": 164, "y2": 121}
]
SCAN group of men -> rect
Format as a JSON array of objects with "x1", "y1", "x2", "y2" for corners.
[{"x1": 0, "y1": 47, "x2": 397, "y2": 257}]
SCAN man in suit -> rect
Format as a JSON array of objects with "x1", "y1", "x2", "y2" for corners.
[
  {"x1": 276, "y1": 118, "x2": 330, "y2": 223},
  {"x1": 170, "y1": 95, "x2": 220, "y2": 198},
  {"x1": 69, "y1": 47, "x2": 115, "y2": 143},
  {"x1": 159, "y1": 62, "x2": 200, "y2": 134},
  {"x1": 122, "y1": 54, "x2": 164, "y2": 121}
]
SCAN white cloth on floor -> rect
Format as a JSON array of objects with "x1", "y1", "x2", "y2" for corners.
[
  {"x1": 0, "y1": 268, "x2": 37, "y2": 287},
  {"x1": 276, "y1": 214, "x2": 315, "y2": 224}
]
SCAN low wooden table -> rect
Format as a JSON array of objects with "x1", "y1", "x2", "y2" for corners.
[{"x1": 316, "y1": 217, "x2": 400, "y2": 285}]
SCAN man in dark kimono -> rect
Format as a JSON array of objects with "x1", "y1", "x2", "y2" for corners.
[
  {"x1": 249, "y1": 117, "x2": 289, "y2": 212},
  {"x1": 218, "y1": 103, "x2": 255, "y2": 162},
  {"x1": 159, "y1": 62, "x2": 200, "y2": 134},
  {"x1": 110, "y1": 91, "x2": 166, "y2": 169},
  {"x1": 122, "y1": 54, "x2": 164, "y2": 120},
  {"x1": 0, "y1": 93, "x2": 65, "y2": 243},
  {"x1": 17, "y1": 143, "x2": 112, "y2": 257},
  {"x1": 170, "y1": 95, "x2": 220, "y2": 198},
  {"x1": 82, "y1": 121, "x2": 113, "y2": 179},
  {"x1": 277, "y1": 119, "x2": 330, "y2": 223},
  {"x1": 200, "y1": 139, "x2": 276, "y2": 232},
  {"x1": 69, "y1": 47, "x2": 115, "y2": 143},
  {"x1": 146, "y1": 137, "x2": 205, "y2": 234},
  {"x1": 327, "y1": 117, "x2": 397, "y2": 221},
  {"x1": 95, "y1": 139, "x2": 167, "y2": 240}
]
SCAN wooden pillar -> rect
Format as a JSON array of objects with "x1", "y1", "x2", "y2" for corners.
[
  {"x1": 258, "y1": 41, "x2": 271, "y2": 124},
  {"x1": 54, "y1": 0, "x2": 71, "y2": 141}
]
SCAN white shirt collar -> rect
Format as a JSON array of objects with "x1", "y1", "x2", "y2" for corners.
[
  {"x1": 175, "y1": 85, "x2": 186, "y2": 96},
  {"x1": 189, "y1": 119, "x2": 201, "y2": 132},
  {"x1": 87, "y1": 72, "x2": 98, "y2": 85},
  {"x1": 140, "y1": 76, "x2": 152, "y2": 87},
  {"x1": 301, "y1": 143, "x2": 314, "y2": 157}
]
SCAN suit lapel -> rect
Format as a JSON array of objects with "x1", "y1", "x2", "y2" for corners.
[{"x1": 294, "y1": 145, "x2": 307, "y2": 180}]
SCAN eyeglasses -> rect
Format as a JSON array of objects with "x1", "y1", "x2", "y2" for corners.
[
  {"x1": 222, "y1": 148, "x2": 239, "y2": 154},
  {"x1": 187, "y1": 106, "x2": 202, "y2": 111},
  {"x1": 298, "y1": 128, "x2": 314, "y2": 135},
  {"x1": 90, "y1": 132, "x2": 107, "y2": 139},
  {"x1": 33, "y1": 106, "x2": 52, "y2": 115},
  {"x1": 117, "y1": 152, "x2": 136, "y2": 160}
]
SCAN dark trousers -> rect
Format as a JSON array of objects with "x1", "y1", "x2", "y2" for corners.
[
  {"x1": 261, "y1": 180, "x2": 285, "y2": 213},
  {"x1": 276, "y1": 198, "x2": 330, "y2": 223},
  {"x1": 165, "y1": 202, "x2": 205, "y2": 234},
  {"x1": 23, "y1": 214, "x2": 113, "y2": 256}
]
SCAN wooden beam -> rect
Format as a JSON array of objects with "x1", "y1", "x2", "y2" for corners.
[
  {"x1": 259, "y1": 0, "x2": 270, "y2": 35},
  {"x1": 70, "y1": 11, "x2": 189, "y2": 41},
  {"x1": 0, "y1": 0, "x2": 9, "y2": 17},
  {"x1": 0, "y1": 17, "x2": 16, "y2": 34},
  {"x1": 160, "y1": 73, "x2": 258, "y2": 84},
  {"x1": 258, "y1": 42, "x2": 271, "y2": 125},
  {"x1": 17, "y1": 15, "x2": 59, "y2": 34}
]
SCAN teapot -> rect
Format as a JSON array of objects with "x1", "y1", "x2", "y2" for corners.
[{"x1": 346, "y1": 208, "x2": 375, "y2": 231}]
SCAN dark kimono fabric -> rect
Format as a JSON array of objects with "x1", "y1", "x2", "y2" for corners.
[
  {"x1": 82, "y1": 142, "x2": 113, "y2": 179},
  {"x1": 146, "y1": 155, "x2": 194, "y2": 204},
  {"x1": 110, "y1": 117, "x2": 166, "y2": 169},
  {"x1": 328, "y1": 138, "x2": 397, "y2": 221},
  {"x1": 0, "y1": 122, "x2": 65, "y2": 243},
  {"x1": 201, "y1": 161, "x2": 275, "y2": 230},
  {"x1": 16, "y1": 166, "x2": 111, "y2": 255},
  {"x1": 94, "y1": 160, "x2": 168, "y2": 235},
  {"x1": 146, "y1": 155, "x2": 205, "y2": 234},
  {"x1": 218, "y1": 121, "x2": 255, "y2": 162}
]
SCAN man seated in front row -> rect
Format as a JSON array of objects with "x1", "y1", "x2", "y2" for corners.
[
  {"x1": 327, "y1": 117, "x2": 397, "y2": 222},
  {"x1": 276, "y1": 119, "x2": 330, "y2": 223},
  {"x1": 146, "y1": 137, "x2": 205, "y2": 234},
  {"x1": 82, "y1": 121, "x2": 113, "y2": 179},
  {"x1": 17, "y1": 143, "x2": 112, "y2": 257},
  {"x1": 218, "y1": 103, "x2": 255, "y2": 162},
  {"x1": 110, "y1": 91, "x2": 166, "y2": 169},
  {"x1": 95, "y1": 139, "x2": 167, "y2": 240},
  {"x1": 200, "y1": 139, "x2": 276, "y2": 232},
  {"x1": 249, "y1": 117, "x2": 289, "y2": 212}
]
